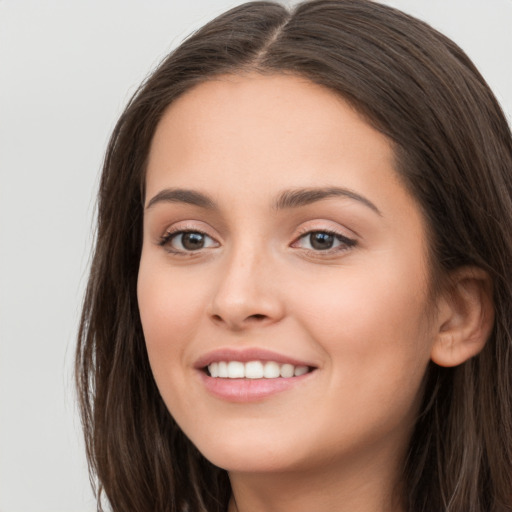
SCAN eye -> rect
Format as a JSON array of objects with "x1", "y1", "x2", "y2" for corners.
[
  {"x1": 160, "y1": 230, "x2": 219, "y2": 253},
  {"x1": 292, "y1": 230, "x2": 356, "y2": 252}
]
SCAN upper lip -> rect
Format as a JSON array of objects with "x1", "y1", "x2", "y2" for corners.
[{"x1": 194, "y1": 348, "x2": 316, "y2": 369}]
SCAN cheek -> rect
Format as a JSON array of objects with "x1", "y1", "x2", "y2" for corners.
[
  {"x1": 286, "y1": 268, "x2": 433, "y2": 451},
  {"x1": 137, "y1": 258, "x2": 207, "y2": 378},
  {"x1": 288, "y1": 258, "x2": 433, "y2": 386}
]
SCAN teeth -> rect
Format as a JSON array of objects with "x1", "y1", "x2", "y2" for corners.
[
  {"x1": 227, "y1": 361, "x2": 245, "y2": 378},
  {"x1": 218, "y1": 361, "x2": 228, "y2": 378},
  {"x1": 245, "y1": 361, "x2": 264, "y2": 379},
  {"x1": 207, "y1": 360, "x2": 310, "y2": 379},
  {"x1": 209, "y1": 362, "x2": 219, "y2": 377},
  {"x1": 263, "y1": 361, "x2": 280, "y2": 378},
  {"x1": 280, "y1": 363, "x2": 294, "y2": 378},
  {"x1": 294, "y1": 365, "x2": 309, "y2": 376}
]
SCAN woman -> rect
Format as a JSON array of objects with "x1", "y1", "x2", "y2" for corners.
[{"x1": 76, "y1": 0, "x2": 512, "y2": 510}]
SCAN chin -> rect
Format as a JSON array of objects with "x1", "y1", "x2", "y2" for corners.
[
  {"x1": 203, "y1": 448, "x2": 301, "y2": 474},
  {"x1": 191, "y1": 429, "x2": 310, "y2": 474}
]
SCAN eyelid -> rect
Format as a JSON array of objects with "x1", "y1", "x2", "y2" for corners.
[
  {"x1": 293, "y1": 220, "x2": 357, "y2": 241},
  {"x1": 157, "y1": 222, "x2": 221, "y2": 254},
  {"x1": 292, "y1": 229, "x2": 356, "y2": 247},
  {"x1": 290, "y1": 222, "x2": 358, "y2": 255},
  {"x1": 159, "y1": 229, "x2": 216, "y2": 244},
  {"x1": 157, "y1": 220, "x2": 218, "y2": 241}
]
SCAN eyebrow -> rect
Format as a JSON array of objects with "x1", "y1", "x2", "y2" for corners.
[
  {"x1": 145, "y1": 186, "x2": 381, "y2": 216},
  {"x1": 146, "y1": 188, "x2": 216, "y2": 210},
  {"x1": 273, "y1": 187, "x2": 382, "y2": 215}
]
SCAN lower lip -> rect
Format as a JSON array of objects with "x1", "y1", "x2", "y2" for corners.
[{"x1": 199, "y1": 371, "x2": 314, "y2": 402}]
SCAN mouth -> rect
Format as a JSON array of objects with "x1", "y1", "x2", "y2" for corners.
[
  {"x1": 195, "y1": 348, "x2": 317, "y2": 401},
  {"x1": 205, "y1": 360, "x2": 313, "y2": 379}
]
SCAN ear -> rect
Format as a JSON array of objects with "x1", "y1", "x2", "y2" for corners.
[{"x1": 430, "y1": 266, "x2": 494, "y2": 368}]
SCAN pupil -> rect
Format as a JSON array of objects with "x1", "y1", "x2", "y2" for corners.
[
  {"x1": 182, "y1": 232, "x2": 204, "y2": 250},
  {"x1": 310, "y1": 232, "x2": 334, "y2": 250}
]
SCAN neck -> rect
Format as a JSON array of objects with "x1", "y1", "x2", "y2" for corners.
[{"x1": 227, "y1": 445, "x2": 406, "y2": 512}]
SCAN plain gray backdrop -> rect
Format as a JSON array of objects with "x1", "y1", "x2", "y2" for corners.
[{"x1": 1, "y1": 1, "x2": 511, "y2": 511}]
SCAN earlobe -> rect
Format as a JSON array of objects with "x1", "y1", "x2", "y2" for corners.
[{"x1": 430, "y1": 267, "x2": 494, "y2": 368}]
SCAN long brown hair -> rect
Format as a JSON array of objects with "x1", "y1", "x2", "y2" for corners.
[{"x1": 76, "y1": 1, "x2": 512, "y2": 510}]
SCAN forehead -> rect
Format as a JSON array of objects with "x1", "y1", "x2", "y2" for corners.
[{"x1": 146, "y1": 73, "x2": 399, "y2": 201}]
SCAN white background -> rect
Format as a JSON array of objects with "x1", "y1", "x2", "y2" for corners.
[{"x1": 1, "y1": 1, "x2": 511, "y2": 511}]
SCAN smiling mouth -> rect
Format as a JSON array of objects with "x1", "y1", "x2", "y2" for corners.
[{"x1": 206, "y1": 360, "x2": 314, "y2": 379}]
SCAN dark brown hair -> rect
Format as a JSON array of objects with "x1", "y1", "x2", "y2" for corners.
[{"x1": 76, "y1": 1, "x2": 512, "y2": 510}]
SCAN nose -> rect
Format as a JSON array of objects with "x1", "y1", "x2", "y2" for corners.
[{"x1": 207, "y1": 245, "x2": 285, "y2": 331}]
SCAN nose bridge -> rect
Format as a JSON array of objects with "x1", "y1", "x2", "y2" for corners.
[{"x1": 209, "y1": 236, "x2": 283, "y2": 329}]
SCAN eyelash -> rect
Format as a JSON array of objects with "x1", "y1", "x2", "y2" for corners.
[
  {"x1": 158, "y1": 228, "x2": 357, "y2": 256},
  {"x1": 292, "y1": 229, "x2": 357, "y2": 255},
  {"x1": 158, "y1": 228, "x2": 217, "y2": 255}
]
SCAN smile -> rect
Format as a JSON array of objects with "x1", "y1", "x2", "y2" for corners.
[
  {"x1": 196, "y1": 349, "x2": 317, "y2": 402},
  {"x1": 207, "y1": 360, "x2": 310, "y2": 379}
]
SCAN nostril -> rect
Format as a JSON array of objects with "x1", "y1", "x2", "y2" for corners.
[
  {"x1": 208, "y1": 310, "x2": 273, "y2": 329},
  {"x1": 248, "y1": 314, "x2": 267, "y2": 321}
]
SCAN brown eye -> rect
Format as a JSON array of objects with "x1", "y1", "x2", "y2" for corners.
[
  {"x1": 181, "y1": 232, "x2": 206, "y2": 250},
  {"x1": 160, "y1": 230, "x2": 219, "y2": 253},
  {"x1": 293, "y1": 230, "x2": 357, "y2": 253},
  {"x1": 310, "y1": 232, "x2": 335, "y2": 250}
]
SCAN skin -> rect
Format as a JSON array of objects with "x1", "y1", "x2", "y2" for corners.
[{"x1": 137, "y1": 74, "x2": 487, "y2": 512}]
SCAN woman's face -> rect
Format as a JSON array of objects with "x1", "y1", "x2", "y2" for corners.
[{"x1": 138, "y1": 74, "x2": 437, "y2": 476}]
